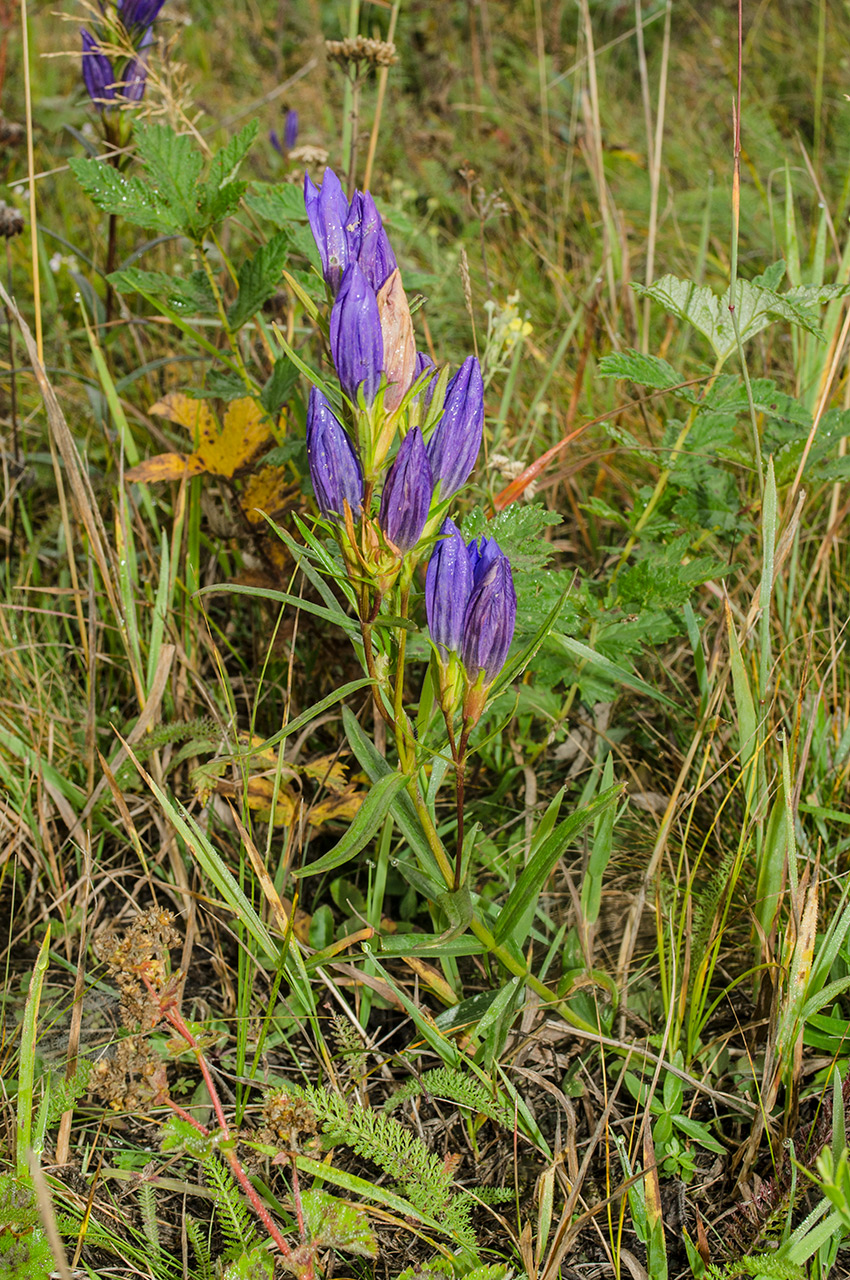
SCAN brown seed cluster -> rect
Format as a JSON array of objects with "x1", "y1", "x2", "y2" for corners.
[
  {"x1": 93, "y1": 907, "x2": 181, "y2": 1030},
  {"x1": 89, "y1": 909, "x2": 182, "y2": 1111},
  {"x1": 260, "y1": 1089, "x2": 321, "y2": 1156},
  {"x1": 90, "y1": 1036, "x2": 169, "y2": 1112},
  {"x1": 0, "y1": 201, "x2": 23, "y2": 239},
  {"x1": 325, "y1": 36, "x2": 398, "y2": 71}
]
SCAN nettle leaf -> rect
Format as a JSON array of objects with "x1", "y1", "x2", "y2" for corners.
[
  {"x1": 68, "y1": 158, "x2": 180, "y2": 232},
  {"x1": 188, "y1": 370, "x2": 249, "y2": 400},
  {"x1": 633, "y1": 273, "x2": 843, "y2": 363},
  {"x1": 245, "y1": 182, "x2": 308, "y2": 227},
  {"x1": 614, "y1": 536, "x2": 724, "y2": 613},
  {"x1": 228, "y1": 232, "x2": 289, "y2": 330},
  {"x1": 135, "y1": 121, "x2": 204, "y2": 232},
  {"x1": 462, "y1": 503, "x2": 561, "y2": 573},
  {"x1": 108, "y1": 267, "x2": 217, "y2": 316},
  {"x1": 73, "y1": 122, "x2": 258, "y2": 241},
  {"x1": 200, "y1": 120, "x2": 258, "y2": 227},
  {"x1": 597, "y1": 348, "x2": 683, "y2": 392},
  {"x1": 261, "y1": 356, "x2": 299, "y2": 416}
]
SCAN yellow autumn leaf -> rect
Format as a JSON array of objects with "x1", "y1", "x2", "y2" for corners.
[
  {"x1": 150, "y1": 393, "x2": 217, "y2": 439},
  {"x1": 240, "y1": 465, "x2": 295, "y2": 525},
  {"x1": 126, "y1": 452, "x2": 207, "y2": 483},
  {"x1": 302, "y1": 755, "x2": 351, "y2": 793},
  {"x1": 149, "y1": 394, "x2": 275, "y2": 480},
  {"x1": 197, "y1": 397, "x2": 271, "y2": 478},
  {"x1": 309, "y1": 785, "x2": 365, "y2": 827}
]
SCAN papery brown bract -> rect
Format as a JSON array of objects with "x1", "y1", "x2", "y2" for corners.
[{"x1": 377, "y1": 269, "x2": 416, "y2": 415}]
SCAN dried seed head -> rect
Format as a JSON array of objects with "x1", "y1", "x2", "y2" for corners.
[
  {"x1": 325, "y1": 35, "x2": 398, "y2": 71},
  {"x1": 261, "y1": 1089, "x2": 320, "y2": 1154},
  {"x1": 0, "y1": 202, "x2": 24, "y2": 239}
]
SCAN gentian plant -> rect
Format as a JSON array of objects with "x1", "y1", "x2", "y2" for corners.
[
  {"x1": 298, "y1": 167, "x2": 519, "y2": 913},
  {"x1": 80, "y1": 0, "x2": 165, "y2": 147}
]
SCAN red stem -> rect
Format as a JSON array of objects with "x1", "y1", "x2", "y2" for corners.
[{"x1": 139, "y1": 969, "x2": 296, "y2": 1261}]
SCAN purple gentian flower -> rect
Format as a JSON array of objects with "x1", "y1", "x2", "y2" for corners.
[
  {"x1": 122, "y1": 51, "x2": 149, "y2": 102},
  {"x1": 467, "y1": 534, "x2": 501, "y2": 588},
  {"x1": 81, "y1": 30, "x2": 116, "y2": 106},
  {"x1": 304, "y1": 169, "x2": 351, "y2": 292},
  {"x1": 330, "y1": 262, "x2": 384, "y2": 405},
  {"x1": 271, "y1": 109, "x2": 299, "y2": 157},
  {"x1": 118, "y1": 0, "x2": 167, "y2": 30},
  {"x1": 379, "y1": 427, "x2": 432, "y2": 553},
  {"x1": 460, "y1": 547, "x2": 516, "y2": 684},
  {"x1": 346, "y1": 190, "x2": 397, "y2": 293},
  {"x1": 426, "y1": 355, "x2": 484, "y2": 499},
  {"x1": 425, "y1": 519, "x2": 474, "y2": 658},
  {"x1": 306, "y1": 387, "x2": 364, "y2": 522}
]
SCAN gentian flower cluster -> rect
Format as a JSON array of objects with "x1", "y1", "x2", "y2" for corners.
[
  {"x1": 426, "y1": 518, "x2": 516, "y2": 717},
  {"x1": 303, "y1": 167, "x2": 517, "y2": 723},
  {"x1": 81, "y1": 0, "x2": 166, "y2": 109}
]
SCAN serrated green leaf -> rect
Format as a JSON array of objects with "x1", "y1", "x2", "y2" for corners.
[
  {"x1": 461, "y1": 503, "x2": 561, "y2": 573},
  {"x1": 108, "y1": 267, "x2": 217, "y2": 316},
  {"x1": 246, "y1": 182, "x2": 308, "y2": 227},
  {"x1": 633, "y1": 273, "x2": 843, "y2": 364},
  {"x1": 295, "y1": 769, "x2": 411, "y2": 878},
  {"x1": 202, "y1": 120, "x2": 258, "y2": 211},
  {"x1": 261, "y1": 356, "x2": 299, "y2": 415},
  {"x1": 135, "y1": 121, "x2": 204, "y2": 231},
  {"x1": 228, "y1": 232, "x2": 289, "y2": 330},
  {"x1": 597, "y1": 348, "x2": 683, "y2": 390},
  {"x1": 69, "y1": 157, "x2": 180, "y2": 232}
]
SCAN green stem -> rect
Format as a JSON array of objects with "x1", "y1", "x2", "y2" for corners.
[
  {"x1": 453, "y1": 721, "x2": 471, "y2": 891},
  {"x1": 198, "y1": 243, "x2": 255, "y2": 395},
  {"x1": 340, "y1": 0, "x2": 360, "y2": 178}
]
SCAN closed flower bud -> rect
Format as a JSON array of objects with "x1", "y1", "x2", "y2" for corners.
[
  {"x1": 81, "y1": 30, "x2": 116, "y2": 106},
  {"x1": 425, "y1": 518, "x2": 473, "y2": 659},
  {"x1": 346, "y1": 191, "x2": 397, "y2": 292},
  {"x1": 426, "y1": 355, "x2": 484, "y2": 499},
  {"x1": 118, "y1": 0, "x2": 167, "y2": 30},
  {"x1": 467, "y1": 534, "x2": 501, "y2": 587},
  {"x1": 284, "y1": 108, "x2": 299, "y2": 150},
  {"x1": 306, "y1": 386, "x2": 364, "y2": 521},
  {"x1": 304, "y1": 168, "x2": 351, "y2": 292},
  {"x1": 376, "y1": 268, "x2": 416, "y2": 415},
  {"x1": 122, "y1": 51, "x2": 149, "y2": 102},
  {"x1": 460, "y1": 547, "x2": 516, "y2": 685},
  {"x1": 329, "y1": 262, "x2": 384, "y2": 406},
  {"x1": 378, "y1": 426, "x2": 432, "y2": 553}
]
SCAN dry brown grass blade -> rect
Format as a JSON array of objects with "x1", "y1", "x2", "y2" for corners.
[
  {"x1": 0, "y1": 279, "x2": 123, "y2": 628},
  {"x1": 28, "y1": 1152, "x2": 73, "y2": 1280},
  {"x1": 66, "y1": 643, "x2": 175, "y2": 843}
]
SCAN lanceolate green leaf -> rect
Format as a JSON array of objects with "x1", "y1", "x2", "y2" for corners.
[
  {"x1": 342, "y1": 706, "x2": 446, "y2": 884},
  {"x1": 296, "y1": 769, "x2": 411, "y2": 877},
  {"x1": 494, "y1": 785, "x2": 622, "y2": 946}
]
